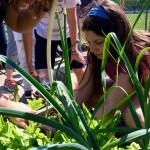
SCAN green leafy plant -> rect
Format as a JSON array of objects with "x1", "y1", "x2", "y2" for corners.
[{"x1": 0, "y1": 0, "x2": 150, "y2": 149}]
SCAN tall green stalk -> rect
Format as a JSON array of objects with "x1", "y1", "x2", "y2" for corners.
[{"x1": 55, "y1": 11, "x2": 74, "y2": 97}]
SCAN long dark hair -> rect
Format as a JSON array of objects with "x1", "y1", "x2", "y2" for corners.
[{"x1": 81, "y1": 0, "x2": 150, "y2": 94}]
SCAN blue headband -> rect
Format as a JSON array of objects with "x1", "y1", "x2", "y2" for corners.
[{"x1": 87, "y1": 6, "x2": 109, "y2": 20}]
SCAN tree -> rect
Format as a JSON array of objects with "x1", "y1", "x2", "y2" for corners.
[{"x1": 124, "y1": 0, "x2": 144, "y2": 12}]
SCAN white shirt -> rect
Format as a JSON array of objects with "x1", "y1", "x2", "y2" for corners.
[
  {"x1": 76, "y1": 0, "x2": 81, "y2": 5},
  {"x1": 13, "y1": 30, "x2": 35, "y2": 41},
  {"x1": 35, "y1": 0, "x2": 80, "y2": 41},
  {"x1": 13, "y1": 32, "x2": 22, "y2": 41}
]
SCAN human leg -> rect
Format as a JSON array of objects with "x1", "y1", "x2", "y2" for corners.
[
  {"x1": 4, "y1": 26, "x2": 18, "y2": 92},
  {"x1": 34, "y1": 30, "x2": 47, "y2": 70},
  {"x1": 87, "y1": 76, "x2": 114, "y2": 108},
  {"x1": 34, "y1": 30, "x2": 51, "y2": 86},
  {"x1": 16, "y1": 39, "x2": 35, "y2": 98},
  {"x1": 67, "y1": 38, "x2": 85, "y2": 84},
  {"x1": 122, "y1": 95, "x2": 144, "y2": 128},
  {"x1": 56, "y1": 38, "x2": 85, "y2": 85},
  {"x1": 37, "y1": 41, "x2": 58, "y2": 87}
]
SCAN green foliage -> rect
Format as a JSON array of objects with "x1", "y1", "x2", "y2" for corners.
[
  {"x1": 27, "y1": 98, "x2": 45, "y2": 111},
  {"x1": 52, "y1": 130, "x2": 75, "y2": 144},
  {"x1": 0, "y1": 115, "x2": 51, "y2": 149},
  {"x1": 125, "y1": 0, "x2": 144, "y2": 10},
  {"x1": 12, "y1": 84, "x2": 20, "y2": 102},
  {"x1": 0, "y1": 0, "x2": 150, "y2": 149},
  {"x1": 127, "y1": 13, "x2": 149, "y2": 30},
  {"x1": 29, "y1": 143, "x2": 89, "y2": 150},
  {"x1": 113, "y1": 142, "x2": 141, "y2": 150}
]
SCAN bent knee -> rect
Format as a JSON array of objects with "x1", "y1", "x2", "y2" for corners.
[{"x1": 122, "y1": 106, "x2": 144, "y2": 128}]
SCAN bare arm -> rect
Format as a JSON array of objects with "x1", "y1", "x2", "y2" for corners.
[
  {"x1": 66, "y1": 7, "x2": 78, "y2": 52},
  {"x1": 67, "y1": 6, "x2": 85, "y2": 83},
  {"x1": 74, "y1": 65, "x2": 94, "y2": 106},
  {"x1": 0, "y1": 94, "x2": 10, "y2": 107},
  {"x1": 0, "y1": 94, "x2": 35, "y2": 128},
  {"x1": 96, "y1": 73, "x2": 134, "y2": 119},
  {"x1": 22, "y1": 30, "x2": 38, "y2": 77},
  {"x1": 22, "y1": 30, "x2": 33, "y2": 67}
]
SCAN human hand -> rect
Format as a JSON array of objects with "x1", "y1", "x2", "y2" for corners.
[
  {"x1": 70, "y1": 50, "x2": 85, "y2": 66},
  {"x1": 5, "y1": 100, "x2": 36, "y2": 128},
  {"x1": 70, "y1": 50, "x2": 86, "y2": 83},
  {"x1": 28, "y1": 64, "x2": 39, "y2": 81}
]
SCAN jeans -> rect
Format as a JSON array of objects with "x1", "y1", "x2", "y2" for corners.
[
  {"x1": 16, "y1": 40, "x2": 35, "y2": 91},
  {"x1": 5, "y1": 26, "x2": 19, "y2": 69},
  {"x1": 6, "y1": 26, "x2": 35, "y2": 92}
]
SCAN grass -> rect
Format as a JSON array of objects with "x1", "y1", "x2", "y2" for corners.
[
  {"x1": 79, "y1": 12, "x2": 150, "y2": 44},
  {"x1": 126, "y1": 12, "x2": 150, "y2": 30}
]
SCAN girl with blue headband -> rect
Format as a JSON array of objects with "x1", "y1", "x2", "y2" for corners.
[{"x1": 75, "y1": 0, "x2": 150, "y2": 128}]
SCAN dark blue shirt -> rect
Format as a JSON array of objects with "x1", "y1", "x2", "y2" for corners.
[{"x1": 0, "y1": 4, "x2": 7, "y2": 55}]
